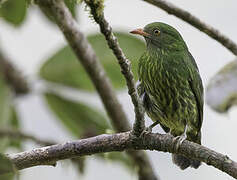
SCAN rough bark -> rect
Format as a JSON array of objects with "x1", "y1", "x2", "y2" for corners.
[{"x1": 7, "y1": 132, "x2": 237, "y2": 179}]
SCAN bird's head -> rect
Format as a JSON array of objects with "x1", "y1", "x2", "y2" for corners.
[{"x1": 130, "y1": 22, "x2": 188, "y2": 51}]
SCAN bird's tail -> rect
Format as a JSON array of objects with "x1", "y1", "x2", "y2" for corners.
[
  {"x1": 172, "y1": 154, "x2": 201, "y2": 170},
  {"x1": 172, "y1": 131, "x2": 201, "y2": 170}
]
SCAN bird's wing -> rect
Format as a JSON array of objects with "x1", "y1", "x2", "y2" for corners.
[
  {"x1": 187, "y1": 52, "x2": 204, "y2": 131},
  {"x1": 136, "y1": 80, "x2": 170, "y2": 132}
]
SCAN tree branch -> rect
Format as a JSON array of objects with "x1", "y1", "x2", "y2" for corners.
[
  {"x1": 143, "y1": 0, "x2": 237, "y2": 56},
  {"x1": 36, "y1": 0, "x2": 130, "y2": 132},
  {"x1": 6, "y1": 132, "x2": 237, "y2": 179},
  {"x1": 35, "y1": 1, "x2": 158, "y2": 180},
  {"x1": 84, "y1": 0, "x2": 145, "y2": 137},
  {"x1": 0, "y1": 128, "x2": 55, "y2": 146},
  {"x1": 2, "y1": 1, "x2": 236, "y2": 179},
  {"x1": 0, "y1": 49, "x2": 29, "y2": 95}
]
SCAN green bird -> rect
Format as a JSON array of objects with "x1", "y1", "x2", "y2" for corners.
[{"x1": 130, "y1": 22, "x2": 203, "y2": 170}]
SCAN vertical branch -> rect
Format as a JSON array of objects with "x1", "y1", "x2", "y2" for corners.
[
  {"x1": 84, "y1": 0, "x2": 145, "y2": 137},
  {"x1": 36, "y1": 1, "x2": 158, "y2": 180}
]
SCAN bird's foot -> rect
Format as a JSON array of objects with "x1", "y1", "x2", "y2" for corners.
[
  {"x1": 139, "y1": 127, "x2": 151, "y2": 138},
  {"x1": 139, "y1": 121, "x2": 159, "y2": 138},
  {"x1": 173, "y1": 133, "x2": 187, "y2": 151},
  {"x1": 173, "y1": 125, "x2": 188, "y2": 151},
  {"x1": 145, "y1": 125, "x2": 153, "y2": 133}
]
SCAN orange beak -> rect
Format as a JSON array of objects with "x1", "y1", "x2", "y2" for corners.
[{"x1": 130, "y1": 28, "x2": 150, "y2": 37}]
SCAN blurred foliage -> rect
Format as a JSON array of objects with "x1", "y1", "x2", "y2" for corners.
[
  {"x1": 44, "y1": 92, "x2": 110, "y2": 137},
  {"x1": 0, "y1": 74, "x2": 11, "y2": 126},
  {"x1": 40, "y1": 32, "x2": 145, "y2": 91},
  {"x1": 44, "y1": 92, "x2": 135, "y2": 172},
  {"x1": 1, "y1": 0, "x2": 237, "y2": 178},
  {"x1": 206, "y1": 60, "x2": 237, "y2": 113},
  {"x1": 0, "y1": 0, "x2": 79, "y2": 27},
  {"x1": 100, "y1": 152, "x2": 134, "y2": 170},
  {"x1": 39, "y1": 0, "x2": 79, "y2": 23},
  {"x1": 0, "y1": 173, "x2": 14, "y2": 180},
  {"x1": 7, "y1": 106, "x2": 22, "y2": 150},
  {"x1": 0, "y1": 153, "x2": 15, "y2": 180},
  {"x1": 0, "y1": 3, "x2": 145, "y2": 172},
  {"x1": 64, "y1": 0, "x2": 78, "y2": 17},
  {"x1": 0, "y1": 0, "x2": 27, "y2": 26},
  {"x1": 0, "y1": 74, "x2": 22, "y2": 153},
  {"x1": 71, "y1": 157, "x2": 86, "y2": 174},
  {"x1": 0, "y1": 74, "x2": 12, "y2": 152},
  {"x1": 0, "y1": 1, "x2": 144, "y2": 176}
]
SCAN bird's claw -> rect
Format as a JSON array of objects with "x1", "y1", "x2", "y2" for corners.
[
  {"x1": 139, "y1": 126, "x2": 153, "y2": 138},
  {"x1": 146, "y1": 126, "x2": 153, "y2": 133},
  {"x1": 173, "y1": 134, "x2": 187, "y2": 151}
]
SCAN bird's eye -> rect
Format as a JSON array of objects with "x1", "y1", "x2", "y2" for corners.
[{"x1": 153, "y1": 29, "x2": 160, "y2": 35}]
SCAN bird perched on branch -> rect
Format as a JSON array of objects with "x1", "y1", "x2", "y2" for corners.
[{"x1": 130, "y1": 22, "x2": 203, "y2": 170}]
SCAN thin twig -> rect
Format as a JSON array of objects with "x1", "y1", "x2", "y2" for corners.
[
  {"x1": 84, "y1": 0, "x2": 145, "y2": 137},
  {"x1": 6, "y1": 131, "x2": 237, "y2": 179},
  {"x1": 35, "y1": 1, "x2": 158, "y2": 180},
  {"x1": 0, "y1": 128, "x2": 55, "y2": 146},
  {"x1": 143, "y1": 0, "x2": 237, "y2": 56}
]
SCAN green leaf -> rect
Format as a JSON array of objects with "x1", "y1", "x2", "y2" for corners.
[
  {"x1": 0, "y1": 73, "x2": 21, "y2": 150},
  {"x1": 64, "y1": 0, "x2": 78, "y2": 17},
  {"x1": 0, "y1": 153, "x2": 14, "y2": 175},
  {"x1": 8, "y1": 106, "x2": 19, "y2": 128},
  {"x1": 0, "y1": 74, "x2": 12, "y2": 152},
  {"x1": 71, "y1": 157, "x2": 86, "y2": 174},
  {"x1": 44, "y1": 92, "x2": 110, "y2": 137},
  {"x1": 0, "y1": 0, "x2": 27, "y2": 26},
  {"x1": 206, "y1": 59, "x2": 237, "y2": 113},
  {"x1": 0, "y1": 173, "x2": 14, "y2": 180},
  {"x1": 40, "y1": 46, "x2": 94, "y2": 90},
  {"x1": 7, "y1": 106, "x2": 22, "y2": 150},
  {"x1": 0, "y1": 75, "x2": 11, "y2": 125},
  {"x1": 39, "y1": 32, "x2": 145, "y2": 91},
  {"x1": 39, "y1": 0, "x2": 78, "y2": 23}
]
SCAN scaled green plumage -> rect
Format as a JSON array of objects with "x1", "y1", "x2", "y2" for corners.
[{"x1": 131, "y1": 22, "x2": 204, "y2": 170}]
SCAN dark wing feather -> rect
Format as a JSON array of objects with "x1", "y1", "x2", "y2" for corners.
[
  {"x1": 188, "y1": 52, "x2": 204, "y2": 131},
  {"x1": 136, "y1": 81, "x2": 170, "y2": 133}
]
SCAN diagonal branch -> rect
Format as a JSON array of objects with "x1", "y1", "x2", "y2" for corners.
[
  {"x1": 35, "y1": 1, "x2": 158, "y2": 180},
  {"x1": 36, "y1": 0, "x2": 130, "y2": 132},
  {"x1": 143, "y1": 0, "x2": 237, "y2": 56},
  {"x1": 7, "y1": 132, "x2": 237, "y2": 179},
  {"x1": 84, "y1": 0, "x2": 145, "y2": 137},
  {"x1": 0, "y1": 49, "x2": 29, "y2": 95}
]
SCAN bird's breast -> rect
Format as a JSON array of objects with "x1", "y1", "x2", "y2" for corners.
[{"x1": 138, "y1": 52, "x2": 197, "y2": 132}]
